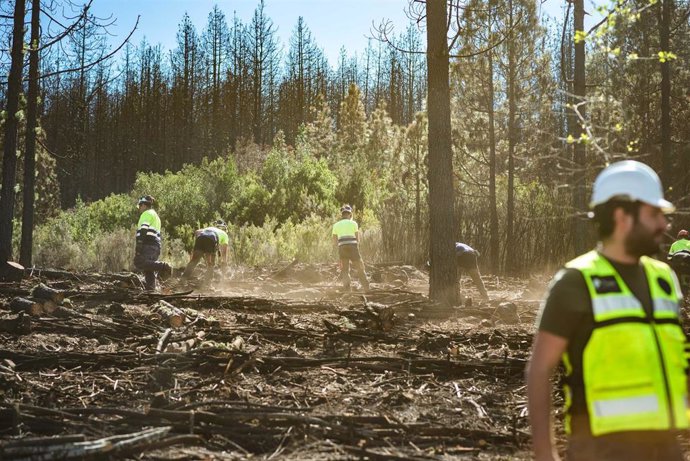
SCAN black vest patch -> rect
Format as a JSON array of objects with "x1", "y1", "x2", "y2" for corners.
[
  {"x1": 591, "y1": 275, "x2": 621, "y2": 294},
  {"x1": 657, "y1": 277, "x2": 672, "y2": 295}
]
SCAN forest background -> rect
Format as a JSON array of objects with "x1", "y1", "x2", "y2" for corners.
[{"x1": 0, "y1": 0, "x2": 689, "y2": 276}]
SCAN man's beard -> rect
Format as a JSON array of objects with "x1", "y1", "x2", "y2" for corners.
[{"x1": 625, "y1": 221, "x2": 663, "y2": 257}]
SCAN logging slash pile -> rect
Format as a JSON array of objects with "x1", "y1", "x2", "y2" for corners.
[{"x1": 0, "y1": 263, "x2": 547, "y2": 460}]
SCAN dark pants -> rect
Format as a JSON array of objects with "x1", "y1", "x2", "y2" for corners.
[
  {"x1": 134, "y1": 243, "x2": 169, "y2": 291},
  {"x1": 338, "y1": 244, "x2": 369, "y2": 289},
  {"x1": 183, "y1": 233, "x2": 218, "y2": 281},
  {"x1": 567, "y1": 432, "x2": 683, "y2": 461},
  {"x1": 457, "y1": 252, "x2": 488, "y2": 299}
]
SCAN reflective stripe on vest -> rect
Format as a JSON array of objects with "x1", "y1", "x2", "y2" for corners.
[
  {"x1": 593, "y1": 394, "x2": 659, "y2": 418},
  {"x1": 563, "y1": 250, "x2": 688, "y2": 436},
  {"x1": 338, "y1": 236, "x2": 357, "y2": 246},
  {"x1": 136, "y1": 223, "x2": 161, "y2": 245}
]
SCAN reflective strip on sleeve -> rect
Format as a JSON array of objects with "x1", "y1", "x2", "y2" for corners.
[{"x1": 593, "y1": 395, "x2": 659, "y2": 417}]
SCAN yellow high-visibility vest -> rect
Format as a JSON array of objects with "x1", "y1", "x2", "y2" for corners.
[{"x1": 563, "y1": 250, "x2": 688, "y2": 436}]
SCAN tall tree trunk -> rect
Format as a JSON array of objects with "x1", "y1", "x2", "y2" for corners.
[
  {"x1": 414, "y1": 142, "x2": 422, "y2": 249},
  {"x1": 0, "y1": 0, "x2": 27, "y2": 263},
  {"x1": 426, "y1": 0, "x2": 457, "y2": 306},
  {"x1": 20, "y1": 0, "x2": 41, "y2": 267},
  {"x1": 487, "y1": 51, "x2": 499, "y2": 275},
  {"x1": 571, "y1": 0, "x2": 587, "y2": 255},
  {"x1": 506, "y1": 0, "x2": 517, "y2": 274},
  {"x1": 659, "y1": 0, "x2": 672, "y2": 193}
]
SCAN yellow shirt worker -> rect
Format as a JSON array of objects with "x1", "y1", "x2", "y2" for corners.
[{"x1": 332, "y1": 205, "x2": 370, "y2": 291}]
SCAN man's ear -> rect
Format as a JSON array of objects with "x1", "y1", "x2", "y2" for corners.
[{"x1": 612, "y1": 206, "x2": 633, "y2": 233}]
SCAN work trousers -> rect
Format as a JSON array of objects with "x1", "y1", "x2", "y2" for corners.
[
  {"x1": 183, "y1": 250, "x2": 216, "y2": 282},
  {"x1": 338, "y1": 244, "x2": 369, "y2": 290},
  {"x1": 566, "y1": 432, "x2": 683, "y2": 461},
  {"x1": 134, "y1": 242, "x2": 168, "y2": 291},
  {"x1": 457, "y1": 252, "x2": 488, "y2": 299}
]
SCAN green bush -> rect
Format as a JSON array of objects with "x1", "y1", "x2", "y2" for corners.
[
  {"x1": 92, "y1": 229, "x2": 135, "y2": 271},
  {"x1": 33, "y1": 219, "x2": 82, "y2": 269},
  {"x1": 29, "y1": 148, "x2": 386, "y2": 271},
  {"x1": 132, "y1": 156, "x2": 240, "y2": 241}
]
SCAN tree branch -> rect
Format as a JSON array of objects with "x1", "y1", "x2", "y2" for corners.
[{"x1": 35, "y1": 16, "x2": 140, "y2": 82}]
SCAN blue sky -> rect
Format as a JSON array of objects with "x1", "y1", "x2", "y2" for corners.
[{"x1": 89, "y1": 0, "x2": 579, "y2": 65}]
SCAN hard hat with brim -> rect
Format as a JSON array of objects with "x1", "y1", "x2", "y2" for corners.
[
  {"x1": 589, "y1": 160, "x2": 674, "y2": 212},
  {"x1": 138, "y1": 195, "x2": 154, "y2": 206}
]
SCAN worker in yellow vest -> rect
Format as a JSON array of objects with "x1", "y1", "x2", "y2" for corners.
[
  {"x1": 183, "y1": 220, "x2": 230, "y2": 283},
  {"x1": 527, "y1": 160, "x2": 688, "y2": 461},
  {"x1": 332, "y1": 205, "x2": 370, "y2": 291},
  {"x1": 668, "y1": 229, "x2": 690, "y2": 291},
  {"x1": 134, "y1": 195, "x2": 172, "y2": 291},
  {"x1": 669, "y1": 229, "x2": 690, "y2": 256}
]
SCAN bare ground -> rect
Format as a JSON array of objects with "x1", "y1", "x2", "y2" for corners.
[{"x1": 0, "y1": 263, "x2": 556, "y2": 460}]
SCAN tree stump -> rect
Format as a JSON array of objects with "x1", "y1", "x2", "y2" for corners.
[{"x1": 0, "y1": 261, "x2": 24, "y2": 282}]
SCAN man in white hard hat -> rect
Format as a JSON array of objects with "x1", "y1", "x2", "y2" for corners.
[{"x1": 526, "y1": 160, "x2": 689, "y2": 461}]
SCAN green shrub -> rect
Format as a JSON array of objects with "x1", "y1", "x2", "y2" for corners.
[
  {"x1": 33, "y1": 219, "x2": 81, "y2": 269},
  {"x1": 92, "y1": 228, "x2": 134, "y2": 271}
]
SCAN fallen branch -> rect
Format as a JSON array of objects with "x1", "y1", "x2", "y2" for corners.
[{"x1": 156, "y1": 328, "x2": 173, "y2": 354}]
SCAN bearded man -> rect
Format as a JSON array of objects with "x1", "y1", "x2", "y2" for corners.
[{"x1": 527, "y1": 160, "x2": 689, "y2": 461}]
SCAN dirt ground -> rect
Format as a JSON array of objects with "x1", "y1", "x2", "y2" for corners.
[{"x1": 0, "y1": 262, "x2": 556, "y2": 460}]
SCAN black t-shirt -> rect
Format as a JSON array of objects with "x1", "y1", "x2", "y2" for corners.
[{"x1": 537, "y1": 252, "x2": 654, "y2": 434}]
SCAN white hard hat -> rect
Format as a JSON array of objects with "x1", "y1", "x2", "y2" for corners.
[{"x1": 590, "y1": 160, "x2": 674, "y2": 211}]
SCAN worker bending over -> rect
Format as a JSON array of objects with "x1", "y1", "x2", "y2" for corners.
[{"x1": 183, "y1": 220, "x2": 230, "y2": 282}]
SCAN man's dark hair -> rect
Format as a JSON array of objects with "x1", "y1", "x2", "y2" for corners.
[{"x1": 592, "y1": 199, "x2": 641, "y2": 239}]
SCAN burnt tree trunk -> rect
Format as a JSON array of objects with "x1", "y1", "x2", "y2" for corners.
[
  {"x1": 20, "y1": 0, "x2": 41, "y2": 267},
  {"x1": 659, "y1": 0, "x2": 672, "y2": 194},
  {"x1": 426, "y1": 0, "x2": 457, "y2": 306},
  {"x1": 0, "y1": 0, "x2": 27, "y2": 263}
]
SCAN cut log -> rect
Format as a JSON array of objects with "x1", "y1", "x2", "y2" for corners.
[
  {"x1": 8, "y1": 297, "x2": 43, "y2": 316},
  {"x1": 180, "y1": 306, "x2": 217, "y2": 326},
  {"x1": 40, "y1": 299, "x2": 59, "y2": 314},
  {"x1": 0, "y1": 313, "x2": 32, "y2": 334},
  {"x1": 51, "y1": 305, "x2": 82, "y2": 318},
  {"x1": 30, "y1": 283, "x2": 65, "y2": 304},
  {"x1": 151, "y1": 300, "x2": 186, "y2": 328},
  {"x1": 0, "y1": 261, "x2": 24, "y2": 282}
]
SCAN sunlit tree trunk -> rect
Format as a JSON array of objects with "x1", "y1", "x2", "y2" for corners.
[
  {"x1": 426, "y1": 0, "x2": 457, "y2": 306},
  {"x1": 571, "y1": 0, "x2": 587, "y2": 255}
]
